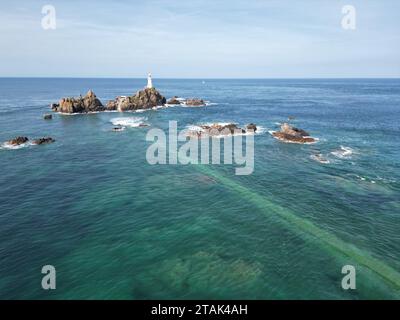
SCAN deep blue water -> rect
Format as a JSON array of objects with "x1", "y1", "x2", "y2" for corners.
[{"x1": 0, "y1": 78, "x2": 399, "y2": 299}]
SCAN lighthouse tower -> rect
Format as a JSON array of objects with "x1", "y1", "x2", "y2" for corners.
[{"x1": 147, "y1": 73, "x2": 153, "y2": 89}]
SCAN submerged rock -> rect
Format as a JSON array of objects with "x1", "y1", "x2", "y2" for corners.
[
  {"x1": 112, "y1": 126, "x2": 125, "y2": 132},
  {"x1": 272, "y1": 123, "x2": 316, "y2": 144},
  {"x1": 7, "y1": 136, "x2": 29, "y2": 146},
  {"x1": 32, "y1": 137, "x2": 55, "y2": 145},
  {"x1": 310, "y1": 153, "x2": 330, "y2": 164},
  {"x1": 43, "y1": 114, "x2": 52, "y2": 120},
  {"x1": 107, "y1": 88, "x2": 166, "y2": 112},
  {"x1": 51, "y1": 90, "x2": 105, "y2": 113}
]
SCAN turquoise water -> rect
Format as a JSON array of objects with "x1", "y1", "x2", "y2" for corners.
[{"x1": 0, "y1": 78, "x2": 399, "y2": 299}]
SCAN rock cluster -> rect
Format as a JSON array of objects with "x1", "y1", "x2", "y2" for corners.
[
  {"x1": 51, "y1": 90, "x2": 105, "y2": 113},
  {"x1": 107, "y1": 88, "x2": 166, "y2": 111},
  {"x1": 166, "y1": 97, "x2": 206, "y2": 106},
  {"x1": 187, "y1": 123, "x2": 257, "y2": 138},
  {"x1": 5, "y1": 136, "x2": 55, "y2": 146},
  {"x1": 272, "y1": 123, "x2": 316, "y2": 144}
]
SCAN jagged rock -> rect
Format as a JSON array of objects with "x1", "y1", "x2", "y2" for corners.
[
  {"x1": 107, "y1": 88, "x2": 166, "y2": 111},
  {"x1": 51, "y1": 90, "x2": 105, "y2": 113},
  {"x1": 43, "y1": 114, "x2": 52, "y2": 120},
  {"x1": 106, "y1": 99, "x2": 117, "y2": 111},
  {"x1": 280, "y1": 123, "x2": 309, "y2": 137},
  {"x1": 167, "y1": 97, "x2": 182, "y2": 105},
  {"x1": 185, "y1": 98, "x2": 205, "y2": 106},
  {"x1": 32, "y1": 137, "x2": 55, "y2": 145},
  {"x1": 7, "y1": 136, "x2": 29, "y2": 146},
  {"x1": 272, "y1": 123, "x2": 316, "y2": 144}
]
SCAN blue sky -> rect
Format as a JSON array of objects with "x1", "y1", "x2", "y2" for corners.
[{"x1": 0, "y1": 0, "x2": 399, "y2": 78}]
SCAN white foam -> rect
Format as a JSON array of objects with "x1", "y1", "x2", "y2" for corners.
[
  {"x1": 110, "y1": 117, "x2": 148, "y2": 128},
  {"x1": 201, "y1": 122, "x2": 238, "y2": 127},
  {"x1": 331, "y1": 146, "x2": 355, "y2": 159},
  {"x1": 1, "y1": 141, "x2": 32, "y2": 150},
  {"x1": 58, "y1": 111, "x2": 101, "y2": 116}
]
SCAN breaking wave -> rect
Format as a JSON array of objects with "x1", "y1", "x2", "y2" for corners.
[
  {"x1": 110, "y1": 117, "x2": 148, "y2": 128},
  {"x1": 331, "y1": 146, "x2": 355, "y2": 159}
]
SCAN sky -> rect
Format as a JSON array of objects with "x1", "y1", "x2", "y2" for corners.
[{"x1": 0, "y1": 0, "x2": 399, "y2": 78}]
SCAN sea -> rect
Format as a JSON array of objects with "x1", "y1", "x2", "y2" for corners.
[{"x1": 0, "y1": 78, "x2": 399, "y2": 299}]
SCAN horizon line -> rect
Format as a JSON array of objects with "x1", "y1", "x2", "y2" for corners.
[{"x1": 1, "y1": 76, "x2": 400, "y2": 80}]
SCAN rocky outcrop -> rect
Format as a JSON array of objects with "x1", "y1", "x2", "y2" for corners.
[
  {"x1": 7, "y1": 136, "x2": 29, "y2": 146},
  {"x1": 246, "y1": 123, "x2": 257, "y2": 132},
  {"x1": 167, "y1": 97, "x2": 182, "y2": 105},
  {"x1": 32, "y1": 137, "x2": 55, "y2": 145},
  {"x1": 106, "y1": 96, "x2": 124, "y2": 111},
  {"x1": 187, "y1": 123, "x2": 257, "y2": 138},
  {"x1": 51, "y1": 90, "x2": 105, "y2": 113},
  {"x1": 107, "y1": 88, "x2": 166, "y2": 112},
  {"x1": 272, "y1": 123, "x2": 316, "y2": 144},
  {"x1": 185, "y1": 98, "x2": 205, "y2": 106}
]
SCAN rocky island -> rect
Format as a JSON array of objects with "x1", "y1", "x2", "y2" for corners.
[
  {"x1": 51, "y1": 90, "x2": 107, "y2": 114},
  {"x1": 50, "y1": 75, "x2": 210, "y2": 114},
  {"x1": 107, "y1": 87, "x2": 166, "y2": 112},
  {"x1": 271, "y1": 123, "x2": 316, "y2": 144},
  {"x1": 52, "y1": 89, "x2": 167, "y2": 114}
]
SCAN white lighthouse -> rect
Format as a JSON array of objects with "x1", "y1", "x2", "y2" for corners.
[{"x1": 147, "y1": 72, "x2": 153, "y2": 89}]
